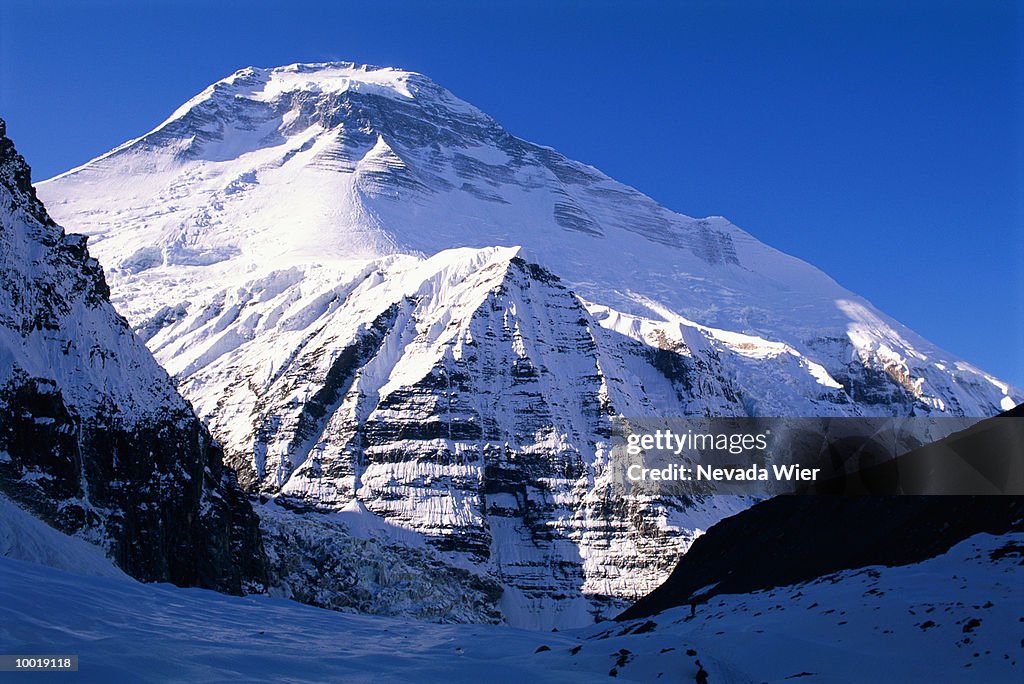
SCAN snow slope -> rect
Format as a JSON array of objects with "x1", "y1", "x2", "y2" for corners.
[
  {"x1": 34, "y1": 62, "x2": 1022, "y2": 625},
  {"x1": 1, "y1": 503, "x2": 1021, "y2": 682},
  {"x1": 0, "y1": 494, "x2": 127, "y2": 580}
]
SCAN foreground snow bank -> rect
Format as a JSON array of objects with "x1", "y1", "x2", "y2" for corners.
[
  {"x1": 0, "y1": 507, "x2": 1020, "y2": 682},
  {"x1": 0, "y1": 494, "x2": 126, "y2": 579}
]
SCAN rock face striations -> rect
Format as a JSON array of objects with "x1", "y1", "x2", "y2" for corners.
[
  {"x1": 36, "y1": 63, "x2": 1022, "y2": 626},
  {"x1": 0, "y1": 119, "x2": 266, "y2": 593}
]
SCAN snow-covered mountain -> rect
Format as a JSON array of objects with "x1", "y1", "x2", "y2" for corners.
[
  {"x1": 37, "y1": 62, "x2": 1021, "y2": 626},
  {"x1": 0, "y1": 119, "x2": 266, "y2": 591}
]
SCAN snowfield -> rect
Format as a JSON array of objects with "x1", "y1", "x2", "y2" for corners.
[{"x1": 2, "y1": 494, "x2": 1021, "y2": 683}]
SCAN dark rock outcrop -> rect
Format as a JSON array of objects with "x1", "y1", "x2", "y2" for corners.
[
  {"x1": 619, "y1": 405, "x2": 1024, "y2": 620},
  {"x1": 0, "y1": 118, "x2": 266, "y2": 593}
]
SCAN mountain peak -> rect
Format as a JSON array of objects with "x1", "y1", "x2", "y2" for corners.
[
  {"x1": 0, "y1": 118, "x2": 55, "y2": 230},
  {"x1": 47, "y1": 61, "x2": 495, "y2": 184},
  {"x1": 210, "y1": 62, "x2": 449, "y2": 104},
  {"x1": 157, "y1": 61, "x2": 487, "y2": 137},
  {"x1": 28, "y1": 65, "x2": 1022, "y2": 628},
  {"x1": 37, "y1": 65, "x2": 1021, "y2": 422}
]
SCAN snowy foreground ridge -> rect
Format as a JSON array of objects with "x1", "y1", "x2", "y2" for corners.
[
  {"x1": 2, "y1": 494, "x2": 1022, "y2": 683},
  {"x1": 36, "y1": 62, "x2": 1022, "y2": 626}
]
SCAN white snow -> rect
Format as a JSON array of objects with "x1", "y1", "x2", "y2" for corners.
[
  {"x1": 1, "y1": 507, "x2": 1020, "y2": 683},
  {"x1": 0, "y1": 494, "x2": 126, "y2": 580}
]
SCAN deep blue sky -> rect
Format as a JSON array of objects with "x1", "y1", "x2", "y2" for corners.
[{"x1": 1, "y1": 0, "x2": 1020, "y2": 387}]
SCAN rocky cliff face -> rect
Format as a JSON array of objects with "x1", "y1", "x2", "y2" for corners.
[
  {"x1": 35, "y1": 63, "x2": 1022, "y2": 626},
  {"x1": 0, "y1": 118, "x2": 266, "y2": 593}
]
